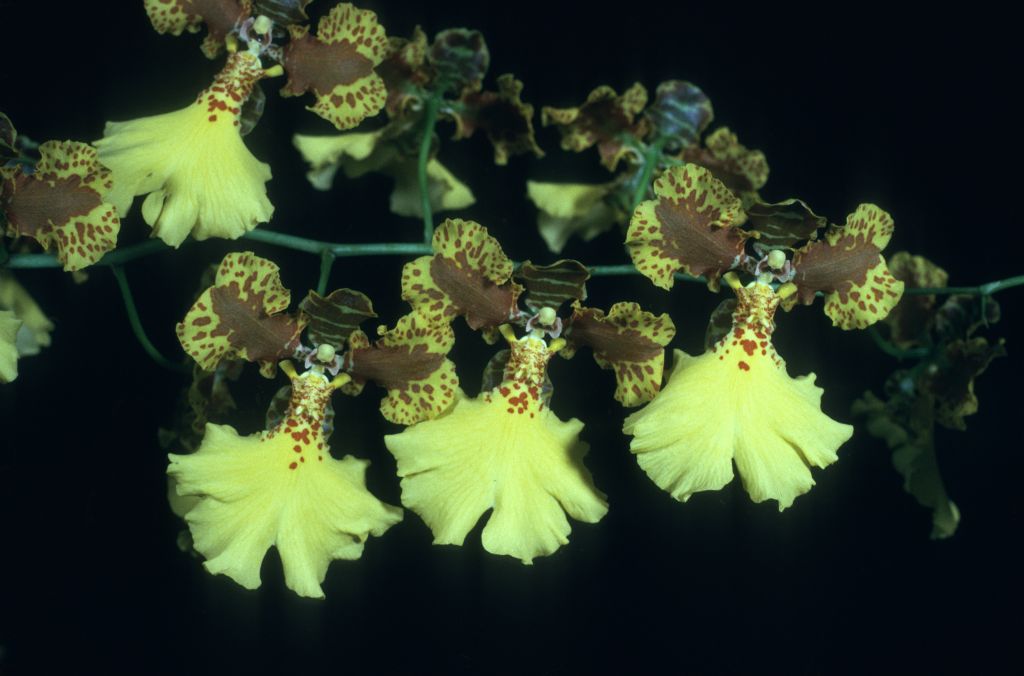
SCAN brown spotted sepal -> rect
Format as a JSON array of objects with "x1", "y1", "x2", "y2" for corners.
[
  {"x1": 377, "y1": 26, "x2": 430, "y2": 117},
  {"x1": 144, "y1": 0, "x2": 253, "y2": 59},
  {"x1": 625, "y1": 163, "x2": 747, "y2": 291},
  {"x1": 681, "y1": 127, "x2": 769, "y2": 202},
  {"x1": 643, "y1": 80, "x2": 713, "y2": 151},
  {"x1": 428, "y1": 28, "x2": 490, "y2": 96},
  {"x1": 1, "y1": 141, "x2": 120, "y2": 272},
  {"x1": 280, "y1": 3, "x2": 388, "y2": 130},
  {"x1": 787, "y1": 204, "x2": 905, "y2": 330},
  {"x1": 177, "y1": 251, "x2": 304, "y2": 377},
  {"x1": 452, "y1": 74, "x2": 543, "y2": 165},
  {"x1": 922, "y1": 337, "x2": 1006, "y2": 431},
  {"x1": 402, "y1": 218, "x2": 522, "y2": 331},
  {"x1": 299, "y1": 287, "x2": 376, "y2": 349},
  {"x1": 561, "y1": 301, "x2": 675, "y2": 407},
  {"x1": 883, "y1": 252, "x2": 949, "y2": 348},
  {"x1": 343, "y1": 312, "x2": 458, "y2": 424},
  {"x1": 514, "y1": 259, "x2": 590, "y2": 314},
  {"x1": 541, "y1": 83, "x2": 648, "y2": 171}
]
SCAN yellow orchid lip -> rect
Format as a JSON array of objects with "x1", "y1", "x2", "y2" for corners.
[
  {"x1": 95, "y1": 51, "x2": 273, "y2": 248},
  {"x1": 624, "y1": 282, "x2": 853, "y2": 510},
  {"x1": 168, "y1": 362, "x2": 401, "y2": 599},
  {"x1": 385, "y1": 328, "x2": 607, "y2": 564}
]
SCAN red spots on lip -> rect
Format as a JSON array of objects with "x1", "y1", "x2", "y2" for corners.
[
  {"x1": 291, "y1": 428, "x2": 311, "y2": 444},
  {"x1": 289, "y1": 462, "x2": 298, "y2": 470},
  {"x1": 738, "y1": 361, "x2": 750, "y2": 371},
  {"x1": 740, "y1": 339, "x2": 757, "y2": 356},
  {"x1": 293, "y1": 445, "x2": 302, "y2": 453}
]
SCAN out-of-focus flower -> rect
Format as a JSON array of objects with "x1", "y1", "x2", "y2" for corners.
[
  {"x1": 526, "y1": 180, "x2": 621, "y2": 254},
  {"x1": 385, "y1": 326, "x2": 607, "y2": 564},
  {"x1": 95, "y1": 50, "x2": 275, "y2": 247},
  {"x1": 624, "y1": 278, "x2": 853, "y2": 510},
  {"x1": 293, "y1": 129, "x2": 474, "y2": 217},
  {"x1": 0, "y1": 271, "x2": 54, "y2": 358},
  {"x1": 168, "y1": 363, "x2": 402, "y2": 598},
  {"x1": 0, "y1": 311, "x2": 20, "y2": 383}
]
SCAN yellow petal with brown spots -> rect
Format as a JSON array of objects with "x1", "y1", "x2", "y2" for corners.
[
  {"x1": 625, "y1": 164, "x2": 747, "y2": 291},
  {"x1": 1, "y1": 141, "x2": 120, "y2": 271},
  {"x1": 144, "y1": 0, "x2": 253, "y2": 59},
  {"x1": 401, "y1": 218, "x2": 521, "y2": 330},
  {"x1": 344, "y1": 312, "x2": 459, "y2": 425},
  {"x1": 790, "y1": 204, "x2": 904, "y2": 329},
  {"x1": 563, "y1": 301, "x2": 676, "y2": 406},
  {"x1": 177, "y1": 252, "x2": 303, "y2": 375},
  {"x1": 281, "y1": 3, "x2": 388, "y2": 130}
]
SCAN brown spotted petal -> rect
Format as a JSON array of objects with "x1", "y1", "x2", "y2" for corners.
[
  {"x1": 402, "y1": 218, "x2": 522, "y2": 331},
  {"x1": 345, "y1": 312, "x2": 459, "y2": 424},
  {"x1": 745, "y1": 198, "x2": 825, "y2": 250},
  {"x1": 625, "y1": 164, "x2": 747, "y2": 291},
  {"x1": 451, "y1": 74, "x2": 544, "y2": 165},
  {"x1": 681, "y1": 127, "x2": 769, "y2": 195},
  {"x1": 1, "y1": 141, "x2": 120, "y2": 272},
  {"x1": 428, "y1": 28, "x2": 490, "y2": 95},
  {"x1": 563, "y1": 301, "x2": 676, "y2": 406},
  {"x1": 643, "y1": 80, "x2": 713, "y2": 151},
  {"x1": 299, "y1": 288, "x2": 376, "y2": 349},
  {"x1": 281, "y1": 2, "x2": 388, "y2": 130},
  {"x1": 883, "y1": 252, "x2": 949, "y2": 348},
  {"x1": 789, "y1": 204, "x2": 905, "y2": 330},
  {"x1": 144, "y1": 0, "x2": 252, "y2": 59},
  {"x1": 176, "y1": 251, "x2": 304, "y2": 376},
  {"x1": 923, "y1": 337, "x2": 1006, "y2": 431},
  {"x1": 377, "y1": 26, "x2": 431, "y2": 117},
  {"x1": 541, "y1": 83, "x2": 648, "y2": 171},
  {"x1": 515, "y1": 260, "x2": 590, "y2": 314}
]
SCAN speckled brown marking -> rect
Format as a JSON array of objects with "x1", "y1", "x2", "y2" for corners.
[{"x1": 144, "y1": 0, "x2": 252, "y2": 59}]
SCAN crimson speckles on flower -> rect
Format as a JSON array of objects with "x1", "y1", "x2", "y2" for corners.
[
  {"x1": 402, "y1": 218, "x2": 522, "y2": 331},
  {"x1": 95, "y1": 50, "x2": 275, "y2": 247},
  {"x1": 177, "y1": 251, "x2": 304, "y2": 377},
  {"x1": 169, "y1": 365, "x2": 402, "y2": 599},
  {"x1": 785, "y1": 203, "x2": 905, "y2": 329},
  {"x1": 626, "y1": 163, "x2": 748, "y2": 291},
  {"x1": 144, "y1": 0, "x2": 253, "y2": 59},
  {"x1": 1, "y1": 139, "x2": 120, "y2": 272},
  {"x1": 281, "y1": 2, "x2": 389, "y2": 130}
]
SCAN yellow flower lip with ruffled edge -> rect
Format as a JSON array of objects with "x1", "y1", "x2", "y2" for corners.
[
  {"x1": 95, "y1": 49, "x2": 275, "y2": 248},
  {"x1": 168, "y1": 363, "x2": 401, "y2": 599},
  {"x1": 385, "y1": 328, "x2": 608, "y2": 564},
  {"x1": 623, "y1": 279, "x2": 853, "y2": 510}
]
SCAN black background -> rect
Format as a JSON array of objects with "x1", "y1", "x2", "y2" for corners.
[{"x1": 1, "y1": 1, "x2": 1021, "y2": 673}]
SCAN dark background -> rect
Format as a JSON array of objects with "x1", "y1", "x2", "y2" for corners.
[{"x1": 1, "y1": 1, "x2": 1021, "y2": 673}]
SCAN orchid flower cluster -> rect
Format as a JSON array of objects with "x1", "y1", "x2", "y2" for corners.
[{"x1": 1, "y1": 1, "x2": 1015, "y2": 599}]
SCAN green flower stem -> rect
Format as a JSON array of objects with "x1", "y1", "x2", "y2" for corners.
[
  {"x1": 418, "y1": 94, "x2": 442, "y2": 244},
  {"x1": 6, "y1": 239, "x2": 168, "y2": 269},
  {"x1": 906, "y1": 274, "x2": 1024, "y2": 296},
  {"x1": 242, "y1": 229, "x2": 431, "y2": 257},
  {"x1": 629, "y1": 137, "x2": 668, "y2": 213},
  {"x1": 316, "y1": 249, "x2": 336, "y2": 296},
  {"x1": 109, "y1": 264, "x2": 189, "y2": 375},
  {"x1": 867, "y1": 326, "x2": 930, "y2": 361}
]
